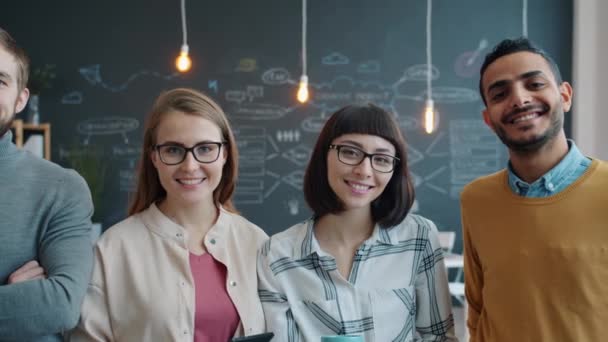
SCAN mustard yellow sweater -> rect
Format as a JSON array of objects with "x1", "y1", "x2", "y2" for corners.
[{"x1": 461, "y1": 159, "x2": 608, "y2": 342}]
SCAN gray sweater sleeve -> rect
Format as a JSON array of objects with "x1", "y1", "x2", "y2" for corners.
[{"x1": 0, "y1": 170, "x2": 94, "y2": 340}]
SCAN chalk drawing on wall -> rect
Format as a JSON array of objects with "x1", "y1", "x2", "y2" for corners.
[
  {"x1": 425, "y1": 131, "x2": 449, "y2": 157},
  {"x1": 78, "y1": 64, "x2": 179, "y2": 92},
  {"x1": 281, "y1": 144, "x2": 311, "y2": 167},
  {"x1": 235, "y1": 58, "x2": 257, "y2": 72},
  {"x1": 357, "y1": 60, "x2": 381, "y2": 73},
  {"x1": 454, "y1": 38, "x2": 488, "y2": 78},
  {"x1": 208, "y1": 80, "x2": 219, "y2": 94},
  {"x1": 76, "y1": 117, "x2": 139, "y2": 145},
  {"x1": 420, "y1": 87, "x2": 479, "y2": 104},
  {"x1": 276, "y1": 130, "x2": 301, "y2": 143},
  {"x1": 61, "y1": 91, "x2": 83, "y2": 105},
  {"x1": 285, "y1": 197, "x2": 300, "y2": 216},
  {"x1": 282, "y1": 170, "x2": 305, "y2": 191},
  {"x1": 449, "y1": 119, "x2": 503, "y2": 199},
  {"x1": 261, "y1": 68, "x2": 292, "y2": 85},
  {"x1": 322, "y1": 52, "x2": 350, "y2": 65},
  {"x1": 226, "y1": 90, "x2": 247, "y2": 104},
  {"x1": 232, "y1": 103, "x2": 291, "y2": 120}
]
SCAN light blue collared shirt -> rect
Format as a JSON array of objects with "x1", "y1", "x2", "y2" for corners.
[{"x1": 508, "y1": 140, "x2": 591, "y2": 197}]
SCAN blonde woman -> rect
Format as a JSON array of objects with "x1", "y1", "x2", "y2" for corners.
[{"x1": 71, "y1": 88, "x2": 268, "y2": 341}]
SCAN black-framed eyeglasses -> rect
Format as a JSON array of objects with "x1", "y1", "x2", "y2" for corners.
[
  {"x1": 329, "y1": 144, "x2": 399, "y2": 173},
  {"x1": 155, "y1": 142, "x2": 226, "y2": 165}
]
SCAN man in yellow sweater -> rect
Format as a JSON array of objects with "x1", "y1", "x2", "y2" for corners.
[{"x1": 461, "y1": 37, "x2": 608, "y2": 341}]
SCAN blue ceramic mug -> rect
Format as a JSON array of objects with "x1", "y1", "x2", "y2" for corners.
[{"x1": 321, "y1": 335, "x2": 364, "y2": 342}]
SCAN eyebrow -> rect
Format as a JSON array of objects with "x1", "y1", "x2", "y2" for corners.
[
  {"x1": 157, "y1": 140, "x2": 221, "y2": 146},
  {"x1": 338, "y1": 139, "x2": 394, "y2": 153},
  {"x1": 0, "y1": 71, "x2": 13, "y2": 81},
  {"x1": 486, "y1": 70, "x2": 545, "y2": 94}
]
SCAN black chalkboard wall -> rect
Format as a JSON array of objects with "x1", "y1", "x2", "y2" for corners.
[{"x1": 2, "y1": 0, "x2": 573, "y2": 252}]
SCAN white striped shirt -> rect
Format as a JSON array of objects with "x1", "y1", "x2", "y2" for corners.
[{"x1": 257, "y1": 214, "x2": 457, "y2": 342}]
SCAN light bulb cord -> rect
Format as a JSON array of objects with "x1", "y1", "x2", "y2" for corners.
[
  {"x1": 522, "y1": 0, "x2": 528, "y2": 37},
  {"x1": 301, "y1": 0, "x2": 307, "y2": 76},
  {"x1": 426, "y1": 0, "x2": 432, "y2": 100},
  {"x1": 181, "y1": 0, "x2": 188, "y2": 46}
]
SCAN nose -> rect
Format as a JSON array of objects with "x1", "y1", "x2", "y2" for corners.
[
  {"x1": 179, "y1": 151, "x2": 200, "y2": 171},
  {"x1": 510, "y1": 84, "x2": 532, "y2": 108},
  {"x1": 353, "y1": 156, "x2": 374, "y2": 177}
]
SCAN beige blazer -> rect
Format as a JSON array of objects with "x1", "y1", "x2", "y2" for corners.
[{"x1": 70, "y1": 203, "x2": 268, "y2": 341}]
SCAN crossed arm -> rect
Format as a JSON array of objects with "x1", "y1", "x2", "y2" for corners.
[{"x1": 0, "y1": 173, "x2": 94, "y2": 340}]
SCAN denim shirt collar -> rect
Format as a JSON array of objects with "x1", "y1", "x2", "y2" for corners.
[{"x1": 507, "y1": 140, "x2": 587, "y2": 195}]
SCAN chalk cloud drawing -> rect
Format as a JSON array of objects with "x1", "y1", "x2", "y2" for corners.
[
  {"x1": 402, "y1": 64, "x2": 440, "y2": 82},
  {"x1": 261, "y1": 68, "x2": 292, "y2": 85},
  {"x1": 322, "y1": 52, "x2": 350, "y2": 65},
  {"x1": 226, "y1": 90, "x2": 247, "y2": 104},
  {"x1": 61, "y1": 91, "x2": 83, "y2": 105},
  {"x1": 357, "y1": 60, "x2": 381, "y2": 73},
  {"x1": 301, "y1": 115, "x2": 328, "y2": 133},
  {"x1": 396, "y1": 115, "x2": 420, "y2": 131}
]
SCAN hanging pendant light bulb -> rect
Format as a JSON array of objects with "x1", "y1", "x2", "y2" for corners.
[
  {"x1": 175, "y1": 44, "x2": 191, "y2": 72},
  {"x1": 423, "y1": 0, "x2": 437, "y2": 134},
  {"x1": 297, "y1": 75, "x2": 309, "y2": 103},
  {"x1": 297, "y1": 0, "x2": 310, "y2": 103},
  {"x1": 175, "y1": 0, "x2": 192, "y2": 73},
  {"x1": 424, "y1": 99, "x2": 438, "y2": 134}
]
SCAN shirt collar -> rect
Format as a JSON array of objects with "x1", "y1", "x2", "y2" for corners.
[
  {"x1": 507, "y1": 139, "x2": 587, "y2": 194},
  {"x1": 140, "y1": 202, "x2": 231, "y2": 248}
]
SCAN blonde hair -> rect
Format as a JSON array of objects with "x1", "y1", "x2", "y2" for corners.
[{"x1": 128, "y1": 88, "x2": 238, "y2": 215}]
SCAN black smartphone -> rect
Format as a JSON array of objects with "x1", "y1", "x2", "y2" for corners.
[{"x1": 231, "y1": 332, "x2": 274, "y2": 342}]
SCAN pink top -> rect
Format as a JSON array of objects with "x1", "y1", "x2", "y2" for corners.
[{"x1": 189, "y1": 253, "x2": 240, "y2": 342}]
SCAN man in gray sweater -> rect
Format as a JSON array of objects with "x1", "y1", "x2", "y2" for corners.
[{"x1": 0, "y1": 27, "x2": 94, "y2": 341}]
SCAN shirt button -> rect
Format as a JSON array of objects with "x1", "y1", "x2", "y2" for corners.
[
  {"x1": 209, "y1": 238, "x2": 216, "y2": 245},
  {"x1": 176, "y1": 233, "x2": 183, "y2": 238},
  {"x1": 183, "y1": 330, "x2": 188, "y2": 335},
  {"x1": 547, "y1": 183, "x2": 555, "y2": 191},
  {"x1": 230, "y1": 281, "x2": 237, "y2": 287}
]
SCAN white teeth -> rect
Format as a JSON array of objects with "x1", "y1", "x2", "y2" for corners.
[
  {"x1": 512, "y1": 113, "x2": 539, "y2": 123},
  {"x1": 349, "y1": 183, "x2": 370, "y2": 191},
  {"x1": 179, "y1": 179, "x2": 203, "y2": 185}
]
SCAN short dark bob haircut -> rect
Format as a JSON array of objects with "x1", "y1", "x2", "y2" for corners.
[
  {"x1": 479, "y1": 37, "x2": 563, "y2": 105},
  {"x1": 303, "y1": 103, "x2": 415, "y2": 228}
]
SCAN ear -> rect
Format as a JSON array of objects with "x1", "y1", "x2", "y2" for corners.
[
  {"x1": 150, "y1": 148, "x2": 160, "y2": 169},
  {"x1": 14, "y1": 88, "x2": 30, "y2": 114},
  {"x1": 221, "y1": 145, "x2": 228, "y2": 165},
  {"x1": 482, "y1": 108, "x2": 494, "y2": 131},
  {"x1": 559, "y1": 81, "x2": 573, "y2": 112}
]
